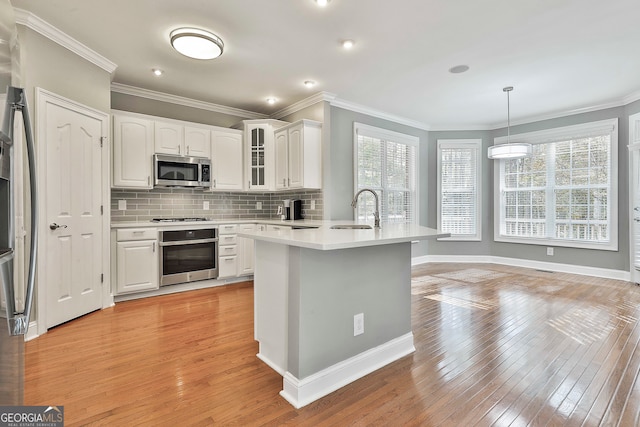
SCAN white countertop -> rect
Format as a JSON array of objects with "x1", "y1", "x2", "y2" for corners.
[{"x1": 237, "y1": 220, "x2": 449, "y2": 250}]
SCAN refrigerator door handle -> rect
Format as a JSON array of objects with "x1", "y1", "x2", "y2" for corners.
[{"x1": 2, "y1": 87, "x2": 38, "y2": 336}]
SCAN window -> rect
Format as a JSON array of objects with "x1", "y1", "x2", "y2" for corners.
[
  {"x1": 494, "y1": 119, "x2": 618, "y2": 250},
  {"x1": 437, "y1": 139, "x2": 482, "y2": 240},
  {"x1": 354, "y1": 123, "x2": 418, "y2": 224}
]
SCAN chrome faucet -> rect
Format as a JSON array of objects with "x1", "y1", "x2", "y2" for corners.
[{"x1": 351, "y1": 188, "x2": 381, "y2": 228}]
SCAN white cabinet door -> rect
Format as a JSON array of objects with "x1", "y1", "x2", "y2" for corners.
[
  {"x1": 246, "y1": 123, "x2": 270, "y2": 191},
  {"x1": 116, "y1": 240, "x2": 159, "y2": 294},
  {"x1": 154, "y1": 121, "x2": 184, "y2": 155},
  {"x1": 238, "y1": 224, "x2": 255, "y2": 275},
  {"x1": 274, "y1": 130, "x2": 289, "y2": 190},
  {"x1": 287, "y1": 125, "x2": 303, "y2": 189},
  {"x1": 112, "y1": 114, "x2": 153, "y2": 188},
  {"x1": 184, "y1": 125, "x2": 211, "y2": 158},
  {"x1": 211, "y1": 130, "x2": 243, "y2": 190},
  {"x1": 219, "y1": 255, "x2": 238, "y2": 278}
]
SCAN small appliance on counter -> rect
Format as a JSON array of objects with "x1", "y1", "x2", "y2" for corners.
[{"x1": 283, "y1": 199, "x2": 303, "y2": 220}]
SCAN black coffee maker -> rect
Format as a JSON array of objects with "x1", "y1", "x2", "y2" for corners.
[{"x1": 284, "y1": 199, "x2": 303, "y2": 220}]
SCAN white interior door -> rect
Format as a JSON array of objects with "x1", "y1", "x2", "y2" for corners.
[
  {"x1": 38, "y1": 90, "x2": 107, "y2": 328},
  {"x1": 629, "y1": 113, "x2": 640, "y2": 284}
]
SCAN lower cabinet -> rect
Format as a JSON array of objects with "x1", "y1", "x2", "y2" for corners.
[
  {"x1": 218, "y1": 223, "x2": 256, "y2": 278},
  {"x1": 115, "y1": 228, "x2": 159, "y2": 295}
]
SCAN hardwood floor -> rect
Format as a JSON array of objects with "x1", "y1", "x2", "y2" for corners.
[{"x1": 25, "y1": 264, "x2": 640, "y2": 426}]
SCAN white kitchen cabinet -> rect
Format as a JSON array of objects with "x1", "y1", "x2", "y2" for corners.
[
  {"x1": 218, "y1": 224, "x2": 238, "y2": 278},
  {"x1": 274, "y1": 120, "x2": 322, "y2": 190},
  {"x1": 211, "y1": 129, "x2": 243, "y2": 190},
  {"x1": 266, "y1": 224, "x2": 291, "y2": 232},
  {"x1": 154, "y1": 120, "x2": 184, "y2": 155},
  {"x1": 238, "y1": 224, "x2": 256, "y2": 275},
  {"x1": 112, "y1": 113, "x2": 154, "y2": 189},
  {"x1": 184, "y1": 125, "x2": 211, "y2": 158},
  {"x1": 115, "y1": 228, "x2": 159, "y2": 295},
  {"x1": 239, "y1": 119, "x2": 288, "y2": 191},
  {"x1": 155, "y1": 121, "x2": 211, "y2": 157}
]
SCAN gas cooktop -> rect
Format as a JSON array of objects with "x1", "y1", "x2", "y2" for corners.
[{"x1": 151, "y1": 217, "x2": 209, "y2": 223}]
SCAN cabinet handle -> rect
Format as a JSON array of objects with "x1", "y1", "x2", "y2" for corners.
[
  {"x1": 214, "y1": 179, "x2": 216, "y2": 188},
  {"x1": 283, "y1": 178, "x2": 286, "y2": 186},
  {"x1": 186, "y1": 146, "x2": 189, "y2": 155},
  {"x1": 153, "y1": 242, "x2": 156, "y2": 252},
  {"x1": 178, "y1": 145, "x2": 181, "y2": 155},
  {"x1": 148, "y1": 176, "x2": 150, "y2": 186},
  {"x1": 288, "y1": 178, "x2": 290, "y2": 187}
]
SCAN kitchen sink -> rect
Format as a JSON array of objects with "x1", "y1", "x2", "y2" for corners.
[{"x1": 329, "y1": 224, "x2": 373, "y2": 230}]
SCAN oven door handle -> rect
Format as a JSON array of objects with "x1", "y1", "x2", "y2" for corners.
[{"x1": 159, "y1": 238, "x2": 218, "y2": 247}]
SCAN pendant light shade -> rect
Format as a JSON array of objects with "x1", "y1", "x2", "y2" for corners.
[
  {"x1": 170, "y1": 28, "x2": 224, "y2": 60},
  {"x1": 488, "y1": 86, "x2": 532, "y2": 160}
]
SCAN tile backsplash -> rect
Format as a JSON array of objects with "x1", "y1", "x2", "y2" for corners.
[{"x1": 111, "y1": 188, "x2": 323, "y2": 222}]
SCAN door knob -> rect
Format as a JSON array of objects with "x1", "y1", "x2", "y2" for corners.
[{"x1": 49, "y1": 223, "x2": 68, "y2": 230}]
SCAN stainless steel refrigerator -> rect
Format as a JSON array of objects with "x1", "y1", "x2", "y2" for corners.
[{"x1": 0, "y1": 0, "x2": 38, "y2": 405}]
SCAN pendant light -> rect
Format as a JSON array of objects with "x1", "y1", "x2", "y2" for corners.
[{"x1": 488, "y1": 86, "x2": 532, "y2": 159}]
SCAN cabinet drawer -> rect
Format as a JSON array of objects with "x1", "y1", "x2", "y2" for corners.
[
  {"x1": 116, "y1": 228, "x2": 158, "y2": 241},
  {"x1": 267, "y1": 225, "x2": 291, "y2": 232},
  {"x1": 218, "y1": 224, "x2": 238, "y2": 234},
  {"x1": 219, "y1": 234, "x2": 238, "y2": 245},
  {"x1": 219, "y1": 244, "x2": 238, "y2": 256},
  {"x1": 219, "y1": 255, "x2": 238, "y2": 278}
]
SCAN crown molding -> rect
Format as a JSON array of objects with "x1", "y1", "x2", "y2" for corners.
[
  {"x1": 329, "y1": 97, "x2": 431, "y2": 131},
  {"x1": 623, "y1": 89, "x2": 640, "y2": 106},
  {"x1": 271, "y1": 92, "x2": 336, "y2": 119},
  {"x1": 13, "y1": 8, "x2": 117, "y2": 73},
  {"x1": 111, "y1": 83, "x2": 268, "y2": 119}
]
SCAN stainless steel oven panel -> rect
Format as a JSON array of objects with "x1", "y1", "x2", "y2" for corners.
[
  {"x1": 160, "y1": 268, "x2": 218, "y2": 286},
  {"x1": 158, "y1": 229, "x2": 218, "y2": 286}
]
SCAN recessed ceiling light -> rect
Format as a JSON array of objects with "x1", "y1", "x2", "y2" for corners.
[
  {"x1": 266, "y1": 97, "x2": 277, "y2": 105},
  {"x1": 304, "y1": 80, "x2": 316, "y2": 88},
  {"x1": 152, "y1": 68, "x2": 164, "y2": 76},
  {"x1": 449, "y1": 65, "x2": 470, "y2": 74},
  {"x1": 170, "y1": 27, "x2": 224, "y2": 60},
  {"x1": 315, "y1": 0, "x2": 330, "y2": 6},
  {"x1": 342, "y1": 40, "x2": 355, "y2": 49}
]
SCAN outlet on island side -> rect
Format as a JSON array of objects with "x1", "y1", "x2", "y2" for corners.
[{"x1": 354, "y1": 313, "x2": 364, "y2": 336}]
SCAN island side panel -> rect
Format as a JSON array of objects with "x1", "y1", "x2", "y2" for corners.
[
  {"x1": 254, "y1": 240, "x2": 289, "y2": 375},
  {"x1": 287, "y1": 242, "x2": 412, "y2": 380}
]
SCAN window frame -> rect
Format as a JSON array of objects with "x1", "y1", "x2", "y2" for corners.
[
  {"x1": 353, "y1": 122, "x2": 419, "y2": 225},
  {"x1": 493, "y1": 118, "x2": 618, "y2": 251},
  {"x1": 437, "y1": 139, "x2": 482, "y2": 241}
]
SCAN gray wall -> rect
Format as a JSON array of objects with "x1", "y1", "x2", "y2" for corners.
[
  {"x1": 328, "y1": 107, "x2": 429, "y2": 222},
  {"x1": 111, "y1": 92, "x2": 253, "y2": 128},
  {"x1": 19, "y1": 27, "x2": 111, "y2": 114},
  {"x1": 329, "y1": 103, "x2": 632, "y2": 272}
]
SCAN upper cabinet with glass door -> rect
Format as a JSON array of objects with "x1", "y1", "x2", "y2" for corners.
[{"x1": 236, "y1": 119, "x2": 288, "y2": 191}]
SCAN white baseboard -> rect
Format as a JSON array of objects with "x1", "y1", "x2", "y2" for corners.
[
  {"x1": 279, "y1": 332, "x2": 415, "y2": 409},
  {"x1": 25, "y1": 320, "x2": 38, "y2": 341},
  {"x1": 415, "y1": 254, "x2": 630, "y2": 282},
  {"x1": 256, "y1": 352, "x2": 285, "y2": 376}
]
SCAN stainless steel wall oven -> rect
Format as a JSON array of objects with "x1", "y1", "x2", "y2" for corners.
[{"x1": 159, "y1": 228, "x2": 218, "y2": 286}]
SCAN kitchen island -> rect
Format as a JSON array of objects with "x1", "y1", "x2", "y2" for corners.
[{"x1": 238, "y1": 221, "x2": 448, "y2": 408}]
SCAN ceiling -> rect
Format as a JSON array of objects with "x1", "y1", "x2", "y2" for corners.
[{"x1": 12, "y1": 0, "x2": 640, "y2": 129}]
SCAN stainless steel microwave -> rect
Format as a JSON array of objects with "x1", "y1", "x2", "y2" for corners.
[{"x1": 154, "y1": 154, "x2": 211, "y2": 188}]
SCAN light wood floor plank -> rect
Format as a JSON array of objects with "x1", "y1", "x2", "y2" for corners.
[{"x1": 25, "y1": 264, "x2": 640, "y2": 426}]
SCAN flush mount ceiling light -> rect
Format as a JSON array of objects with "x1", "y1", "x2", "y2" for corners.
[
  {"x1": 314, "y1": 0, "x2": 331, "y2": 6},
  {"x1": 170, "y1": 28, "x2": 224, "y2": 60},
  {"x1": 266, "y1": 97, "x2": 277, "y2": 105},
  {"x1": 152, "y1": 68, "x2": 164, "y2": 76},
  {"x1": 487, "y1": 86, "x2": 532, "y2": 160},
  {"x1": 304, "y1": 80, "x2": 316, "y2": 88}
]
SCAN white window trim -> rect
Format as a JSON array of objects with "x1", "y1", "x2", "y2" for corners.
[
  {"x1": 353, "y1": 122, "x2": 419, "y2": 224},
  {"x1": 437, "y1": 139, "x2": 482, "y2": 241},
  {"x1": 493, "y1": 118, "x2": 618, "y2": 251}
]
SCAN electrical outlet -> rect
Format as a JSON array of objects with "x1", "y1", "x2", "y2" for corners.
[
  {"x1": 547, "y1": 247, "x2": 554, "y2": 256},
  {"x1": 354, "y1": 313, "x2": 364, "y2": 336},
  {"x1": 203, "y1": 201, "x2": 210, "y2": 210},
  {"x1": 118, "y1": 200, "x2": 126, "y2": 211},
  {"x1": 256, "y1": 201, "x2": 262, "y2": 209},
  {"x1": 310, "y1": 200, "x2": 316, "y2": 210}
]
